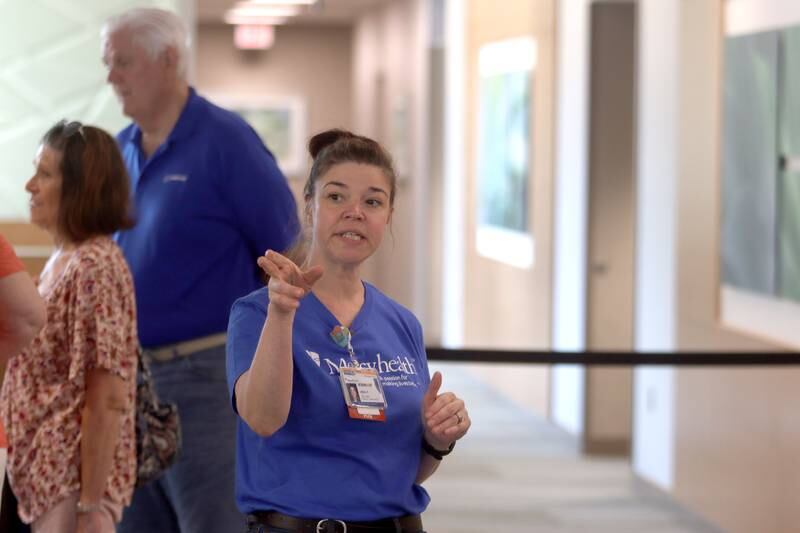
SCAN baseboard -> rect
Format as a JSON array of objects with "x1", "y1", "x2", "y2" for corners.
[{"x1": 582, "y1": 437, "x2": 630, "y2": 456}]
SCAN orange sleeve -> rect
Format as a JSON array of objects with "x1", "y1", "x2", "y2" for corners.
[
  {"x1": 0, "y1": 235, "x2": 23, "y2": 448},
  {"x1": 0, "y1": 234, "x2": 24, "y2": 279}
]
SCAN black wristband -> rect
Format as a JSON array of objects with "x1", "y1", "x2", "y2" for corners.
[{"x1": 422, "y1": 437, "x2": 455, "y2": 460}]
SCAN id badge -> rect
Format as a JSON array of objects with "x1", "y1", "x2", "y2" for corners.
[{"x1": 338, "y1": 367, "x2": 387, "y2": 422}]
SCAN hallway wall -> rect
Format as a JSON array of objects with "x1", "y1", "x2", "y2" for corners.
[
  {"x1": 672, "y1": 2, "x2": 800, "y2": 532},
  {"x1": 351, "y1": 0, "x2": 429, "y2": 311},
  {"x1": 198, "y1": 12, "x2": 433, "y2": 316},
  {"x1": 456, "y1": 0, "x2": 556, "y2": 415},
  {"x1": 554, "y1": 0, "x2": 800, "y2": 531},
  {"x1": 195, "y1": 23, "x2": 353, "y2": 196}
]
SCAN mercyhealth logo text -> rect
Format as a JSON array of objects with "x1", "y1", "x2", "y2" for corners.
[{"x1": 311, "y1": 352, "x2": 418, "y2": 377}]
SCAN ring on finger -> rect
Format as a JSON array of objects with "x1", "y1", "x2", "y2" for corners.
[{"x1": 455, "y1": 412, "x2": 463, "y2": 424}]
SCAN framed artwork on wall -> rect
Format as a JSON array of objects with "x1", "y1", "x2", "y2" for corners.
[
  {"x1": 209, "y1": 94, "x2": 307, "y2": 178},
  {"x1": 720, "y1": 19, "x2": 800, "y2": 347},
  {"x1": 474, "y1": 36, "x2": 536, "y2": 269}
]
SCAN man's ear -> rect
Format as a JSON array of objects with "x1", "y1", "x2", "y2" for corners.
[{"x1": 162, "y1": 46, "x2": 178, "y2": 70}]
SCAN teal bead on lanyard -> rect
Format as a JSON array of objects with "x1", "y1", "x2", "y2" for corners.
[{"x1": 330, "y1": 325, "x2": 357, "y2": 364}]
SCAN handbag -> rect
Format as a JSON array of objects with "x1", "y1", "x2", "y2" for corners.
[{"x1": 135, "y1": 348, "x2": 182, "y2": 487}]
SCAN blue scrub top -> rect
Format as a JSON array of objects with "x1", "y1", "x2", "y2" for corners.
[{"x1": 226, "y1": 283, "x2": 432, "y2": 520}]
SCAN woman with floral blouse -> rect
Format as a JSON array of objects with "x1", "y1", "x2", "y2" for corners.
[{"x1": 1, "y1": 120, "x2": 139, "y2": 533}]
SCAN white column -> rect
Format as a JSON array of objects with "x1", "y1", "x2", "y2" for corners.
[
  {"x1": 550, "y1": 0, "x2": 591, "y2": 435},
  {"x1": 632, "y1": 0, "x2": 679, "y2": 490},
  {"x1": 441, "y1": 0, "x2": 466, "y2": 347}
]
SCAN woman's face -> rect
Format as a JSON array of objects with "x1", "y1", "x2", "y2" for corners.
[
  {"x1": 25, "y1": 144, "x2": 63, "y2": 236},
  {"x1": 308, "y1": 162, "x2": 393, "y2": 269}
]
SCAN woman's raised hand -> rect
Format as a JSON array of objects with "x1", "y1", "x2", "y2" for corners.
[{"x1": 257, "y1": 250, "x2": 323, "y2": 314}]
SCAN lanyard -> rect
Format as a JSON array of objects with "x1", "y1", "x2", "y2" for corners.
[{"x1": 330, "y1": 325, "x2": 357, "y2": 364}]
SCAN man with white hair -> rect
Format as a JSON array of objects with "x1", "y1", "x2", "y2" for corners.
[{"x1": 101, "y1": 7, "x2": 299, "y2": 532}]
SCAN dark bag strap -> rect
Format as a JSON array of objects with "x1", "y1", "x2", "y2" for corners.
[
  {"x1": 136, "y1": 347, "x2": 171, "y2": 413},
  {"x1": 137, "y1": 348, "x2": 157, "y2": 401}
]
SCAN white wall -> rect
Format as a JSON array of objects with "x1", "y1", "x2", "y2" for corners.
[
  {"x1": 409, "y1": 0, "x2": 432, "y2": 325},
  {"x1": 551, "y1": 365, "x2": 584, "y2": 435},
  {"x1": 442, "y1": 0, "x2": 467, "y2": 348},
  {"x1": 631, "y1": 0, "x2": 680, "y2": 490},
  {"x1": 727, "y1": 0, "x2": 800, "y2": 36},
  {"x1": 632, "y1": 367, "x2": 674, "y2": 487},
  {"x1": 550, "y1": 0, "x2": 591, "y2": 435}
]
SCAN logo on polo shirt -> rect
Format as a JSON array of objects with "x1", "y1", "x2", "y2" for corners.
[
  {"x1": 305, "y1": 350, "x2": 321, "y2": 366},
  {"x1": 163, "y1": 174, "x2": 188, "y2": 183}
]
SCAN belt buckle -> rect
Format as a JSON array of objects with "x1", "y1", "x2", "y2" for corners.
[{"x1": 316, "y1": 519, "x2": 347, "y2": 533}]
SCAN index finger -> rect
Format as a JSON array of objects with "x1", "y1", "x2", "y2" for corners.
[
  {"x1": 259, "y1": 255, "x2": 288, "y2": 282},
  {"x1": 266, "y1": 250, "x2": 299, "y2": 271}
]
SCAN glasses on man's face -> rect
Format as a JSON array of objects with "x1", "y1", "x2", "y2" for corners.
[{"x1": 59, "y1": 120, "x2": 86, "y2": 141}]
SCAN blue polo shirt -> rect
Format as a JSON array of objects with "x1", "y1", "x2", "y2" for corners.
[
  {"x1": 226, "y1": 283, "x2": 432, "y2": 520},
  {"x1": 115, "y1": 88, "x2": 299, "y2": 348}
]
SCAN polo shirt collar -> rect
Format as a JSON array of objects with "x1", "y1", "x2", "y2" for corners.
[
  {"x1": 166, "y1": 86, "x2": 202, "y2": 144},
  {"x1": 123, "y1": 86, "x2": 201, "y2": 150}
]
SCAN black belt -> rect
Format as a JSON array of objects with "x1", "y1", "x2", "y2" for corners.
[{"x1": 248, "y1": 511, "x2": 424, "y2": 533}]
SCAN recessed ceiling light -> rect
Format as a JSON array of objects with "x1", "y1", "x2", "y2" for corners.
[
  {"x1": 247, "y1": 0, "x2": 317, "y2": 4},
  {"x1": 227, "y1": 4, "x2": 302, "y2": 18},
  {"x1": 225, "y1": 2, "x2": 300, "y2": 24},
  {"x1": 234, "y1": 25, "x2": 275, "y2": 50},
  {"x1": 234, "y1": 2, "x2": 303, "y2": 17},
  {"x1": 224, "y1": 13, "x2": 289, "y2": 25}
]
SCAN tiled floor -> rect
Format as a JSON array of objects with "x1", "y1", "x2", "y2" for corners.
[{"x1": 422, "y1": 362, "x2": 723, "y2": 533}]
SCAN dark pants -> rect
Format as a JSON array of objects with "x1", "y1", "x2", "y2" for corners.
[{"x1": 0, "y1": 474, "x2": 31, "y2": 533}]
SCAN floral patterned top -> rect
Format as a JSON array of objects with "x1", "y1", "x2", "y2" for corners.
[{"x1": 0, "y1": 236, "x2": 138, "y2": 523}]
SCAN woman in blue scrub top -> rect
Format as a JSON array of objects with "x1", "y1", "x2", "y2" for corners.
[{"x1": 226, "y1": 129, "x2": 471, "y2": 533}]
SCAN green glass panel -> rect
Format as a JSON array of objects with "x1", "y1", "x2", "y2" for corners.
[
  {"x1": 778, "y1": 26, "x2": 800, "y2": 301},
  {"x1": 0, "y1": 0, "x2": 182, "y2": 219},
  {"x1": 0, "y1": 3, "x2": 77, "y2": 63},
  {"x1": 721, "y1": 31, "x2": 779, "y2": 295}
]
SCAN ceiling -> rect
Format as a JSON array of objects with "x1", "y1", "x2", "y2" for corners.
[{"x1": 197, "y1": 0, "x2": 393, "y2": 25}]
